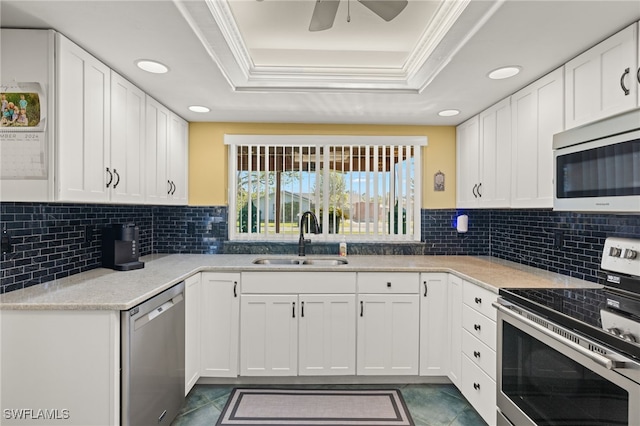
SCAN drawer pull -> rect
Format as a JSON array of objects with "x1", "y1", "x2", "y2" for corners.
[
  {"x1": 473, "y1": 351, "x2": 480, "y2": 358},
  {"x1": 473, "y1": 383, "x2": 480, "y2": 390},
  {"x1": 387, "y1": 282, "x2": 392, "y2": 288},
  {"x1": 474, "y1": 324, "x2": 481, "y2": 331},
  {"x1": 474, "y1": 297, "x2": 482, "y2": 304}
]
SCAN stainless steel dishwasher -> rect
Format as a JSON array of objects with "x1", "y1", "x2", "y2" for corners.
[{"x1": 121, "y1": 282, "x2": 185, "y2": 426}]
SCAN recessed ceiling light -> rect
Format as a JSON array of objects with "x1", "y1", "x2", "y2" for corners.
[
  {"x1": 135, "y1": 60, "x2": 169, "y2": 74},
  {"x1": 488, "y1": 66, "x2": 521, "y2": 80},
  {"x1": 438, "y1": 109, "x2": 460, "y2": 117},
  {"x1": 189, "y1": 105, "x2": 210, "y2": 113}
]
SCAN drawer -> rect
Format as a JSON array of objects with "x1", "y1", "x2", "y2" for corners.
[
  {"x1": 462, "y1": 304, "x2": 496, "y2": 350},
  {"x1": 241, "y1": 272, "x2": 356, "y2": 293},
  {"x1": 462, "y1": 329, "x2": 496, "y2": 379},
  {"x1": 461, "y1": 355, "x2": 497, "y2": 426},
  {"x1": 357, "y1": 272, "x2": 419, "y2": 294},
  {"x1": 463, "y1": 281, "x2": 498, "y2": 321}
]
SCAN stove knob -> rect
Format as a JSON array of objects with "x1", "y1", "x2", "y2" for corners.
[
  {"x1": 608, "y1": 327, "x2": 622, "y2": 336},
  {"x1": 609, "y1": 247, "x2": 623, "y2": 257},
  {"x1": 623, "y1": 249, "x2": 637, "y2": 260},
  {"x1": 620, "y1": 333, "x2": 637, "y2": 343}
]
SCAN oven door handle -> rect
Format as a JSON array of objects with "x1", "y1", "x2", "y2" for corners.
[{"x1": 493, "y1": 300, "x2": 625, "y2": 371}]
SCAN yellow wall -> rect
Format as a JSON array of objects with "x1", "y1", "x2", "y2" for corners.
[{"x1": 188, "y1": 122, "x2": 456, "y2": 209}]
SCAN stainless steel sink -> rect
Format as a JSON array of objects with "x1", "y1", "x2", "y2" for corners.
[{"x1": 252, "y1": 257, "x2": 348, "y2": 266}]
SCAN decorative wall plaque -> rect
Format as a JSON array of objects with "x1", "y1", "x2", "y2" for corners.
[{"x1": 434, "y1": 170, "x2": 445, "y2": 191}]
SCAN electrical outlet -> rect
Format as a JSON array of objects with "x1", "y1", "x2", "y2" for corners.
[
  {"x1": 554, "y1": 231, "x2": 564, "y2": 249},
  {"x1": 1, "y1": 229, "x2": 12, "y2": 255}
]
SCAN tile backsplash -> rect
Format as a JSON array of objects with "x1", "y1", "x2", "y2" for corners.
[{"x1": 1, "y1": 202, "x2": 638, "y2": 293}]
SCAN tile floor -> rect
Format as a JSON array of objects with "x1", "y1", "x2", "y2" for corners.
[{"x1": 171, "y1": 383, "x2": 487, "y2": 426}]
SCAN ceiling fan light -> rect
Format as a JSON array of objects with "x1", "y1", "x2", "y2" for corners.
[
  {"x1": 488, "y1": 66, "x2": 521, "y2": 80},
  {"x1": 438, "y1": 109, "x2": 460, "y2": 117},
  {"x1": 136, "y1": 59, "x2": 169, "y2": 74}
]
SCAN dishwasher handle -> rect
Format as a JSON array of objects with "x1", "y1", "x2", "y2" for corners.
[{"x1": 135, "y1": 293, "x2": 184, "y2": 331}]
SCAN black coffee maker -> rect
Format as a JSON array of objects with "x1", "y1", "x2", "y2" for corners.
[{"x1": 101, "y1": 223, "x2": 145, "y2": 271}]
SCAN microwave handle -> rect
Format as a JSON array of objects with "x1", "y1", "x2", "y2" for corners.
[{"x1": 494, "y1": 300, "x2": 626, "y2": 371}]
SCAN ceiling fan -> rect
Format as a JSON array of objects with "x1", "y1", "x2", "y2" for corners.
[{"x1": 309, "y1": 0, "x2": 408, "y2": 31}]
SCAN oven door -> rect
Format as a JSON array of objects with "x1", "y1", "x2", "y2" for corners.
[{"x1": 496, "y1": 302, "x2": 640, "y2": 426}]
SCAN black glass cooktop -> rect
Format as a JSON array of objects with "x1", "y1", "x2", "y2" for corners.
[{"x1": 499, "y1": 286, "x2": 640, "y2": 361}]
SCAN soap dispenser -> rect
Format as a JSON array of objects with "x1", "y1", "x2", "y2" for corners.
[{"x1": 339, "y1": 236, "x2": 347, "y2": 257}]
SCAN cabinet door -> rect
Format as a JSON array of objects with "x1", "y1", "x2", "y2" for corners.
[
  {"x1": 357, "y1": 294, "x2": 419, "y2": 375},
  {"x1": 185, "y1": 273, "x2": 201, "y2": 394},
  {"x1": 565, "y1": 23, "x2": 638, "y2": 129},
  {"x1": 419, "y1": 273, "x2": 449, "y2": 376},
  {"x1": 145, "y1": 96, "x2": 169, "y2": 203},
  {"x1": 456, "y1": 115, "x2": 480, "y2": 207},
  {"x1": 201, "y1": 273, "x2": 240, "y2": 378},
  {"x1": 479, "y1": 98, "x2": 511, "y2": 207},
  {"x1": 511, "y1": 68, "x2": 564, "y2": 208},
  {"x1": 167, "y1": 113, "x2": 188, "y2": 205},
  {"x1": 240, "y1": 294, "x2": 298, "y2": 376},
  {"x1": 110, "y1": 72, "x2": 145, "y2": 203},
  {"x1": 447, "y1": 275, "x2": 463, "y2": 386},
  {"x1": 298, "y1": 294, "x2": 356, "y2": 376},
  {"x1": 56, "y1": 34, "x2": 110, "y2": 202}
]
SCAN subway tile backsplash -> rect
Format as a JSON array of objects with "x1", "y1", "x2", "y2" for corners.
[{"x1": 1, "y1": 202, "x2": 638, "y2": 293}]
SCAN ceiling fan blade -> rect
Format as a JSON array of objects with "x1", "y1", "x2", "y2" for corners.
[
  {"x1": 357, "y1": 0, "x2": 408, "y2": 21},
  {"x1": 309, "y1": 0, "x2": 340, "y2": 31}
]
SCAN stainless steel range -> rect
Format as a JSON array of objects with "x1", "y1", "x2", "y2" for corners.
[{"x1": 494, "y1": 237, "x2": 640, "y2": 426}]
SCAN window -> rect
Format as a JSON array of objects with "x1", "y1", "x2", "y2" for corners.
[{"x1": 226, "y1": 135, "x2": 426, "y2": 242}]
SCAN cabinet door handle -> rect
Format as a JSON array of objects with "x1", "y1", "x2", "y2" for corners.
[
  {"x1": 637, "y1": 67, "x2": 640, "y2": 85},
  {"x1": 477, "y1": 182, "x2": 482, "y2": 197},
  {"x1": 472, "y1": 184, "x2": 478, "y2": 198},
  {"x1": 423, "y1": 281, "x2": 428, "y2": 297},
  {"x1": 473, "y1": 383, "x2": 480, "y2": 390},
  {"x1": 360, "y1": 301, "x2": 364, "y2": 317},
  {"x1": 301, "y1": 301, "x2": 304, "y2": 317},
  {"x1": 620, "y1": 67, "x2": 630, "y2": 95},
  {"x1": 474, "y1": 324, "x2": 481, "y2": 331},
  {"x1": 167, "y1": 180, "x2": 172, "y2": 195},
  {"x1": 474, "y1": 351, "x2": 481, "y2": 358},
  {"x1": 475, "y1": 297, "x2": 482, "y2": 304},
  {"x1": 233, "y1": 281, "x2": 237, "y2": 298},
  {"x1": 171, "y1": 181, "x2": 176, "y2": 195},
  {"x1": 113, "y1": 169, "x2": 120, "y2": 189},
  {"x1": 106, "y1": 167, "x2": 113, "y2": 188},
  {"x1": 292, "y1": 302, "x2": 296, "y2": 318}
]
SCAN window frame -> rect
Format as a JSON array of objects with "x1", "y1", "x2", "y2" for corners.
[{"x1": 225, "y1": 134, "x2": 427, "y2": 242}]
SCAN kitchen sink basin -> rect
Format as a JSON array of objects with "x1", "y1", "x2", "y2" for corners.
[{"x1": 252, "y1": 257, "x2": 348, "y2": 266}]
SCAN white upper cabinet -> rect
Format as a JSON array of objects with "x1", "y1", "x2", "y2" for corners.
[
  {"x1": 456, "y1": 97, "x2": 511, "y2": 208},
  {"x1": 56, "y1": 33, "x2": 111, "y2": 202},
  {"x1": 146, "y1": 96, "x2": 188, "y2": 205},
  {"x1": 109, "y1": 72, "x2": 146, "y2": 203},
  {"x1": 511, "y1": 68, "x2": 564, "y2": 208},
  {"x1": 565, "y1": 23, "x2": 639, "y2": 129},
  {"x1": 456, "y1": 115, "x2": 480, "y2": 207},
  {"x1": 56, "y1": 34, "x2": 148, "y2": 203}
]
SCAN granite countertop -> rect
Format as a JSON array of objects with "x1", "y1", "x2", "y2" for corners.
[{"x1": 0, "y1": 254, "x2": 602, "y2": 311}]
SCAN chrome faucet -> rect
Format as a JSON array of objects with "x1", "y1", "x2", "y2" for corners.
[{"x1": 298, "y1": 211, "x2": 320, "y2": 256}]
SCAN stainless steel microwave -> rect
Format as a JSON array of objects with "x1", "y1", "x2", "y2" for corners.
[{"x1": 553, "y1": 108, "x2": 640, "y2": 213}]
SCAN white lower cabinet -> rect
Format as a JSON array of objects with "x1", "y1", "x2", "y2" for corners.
[
  {"x1": 185, "y1": 273, "x2": 201, "y2": 395},
  {"x1": 200, "y1": 272, "x2": 240, "y2": 378},
  {"x1": 419, "y1": 273, "x2": 449, "y2": 376},
  {"x1": 299, "y1": 294, "x2": 356, "y2": 376},
  {"x1": 460, "y1": 281, "x2": 498, "y2": 426},
  {"x1": 447, "y1": 274, "x2": 463, "y2": 387},
  {"x1": 357, "y1": 293, "x2": 420, "y2": 375},
  {"x1": 240, "y1": 294, "x2": 298, "y2": 376}
]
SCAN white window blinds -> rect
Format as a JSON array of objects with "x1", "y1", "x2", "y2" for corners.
[{"x1": 226, "y1": 135, "x2": 426, "y2": 242}]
